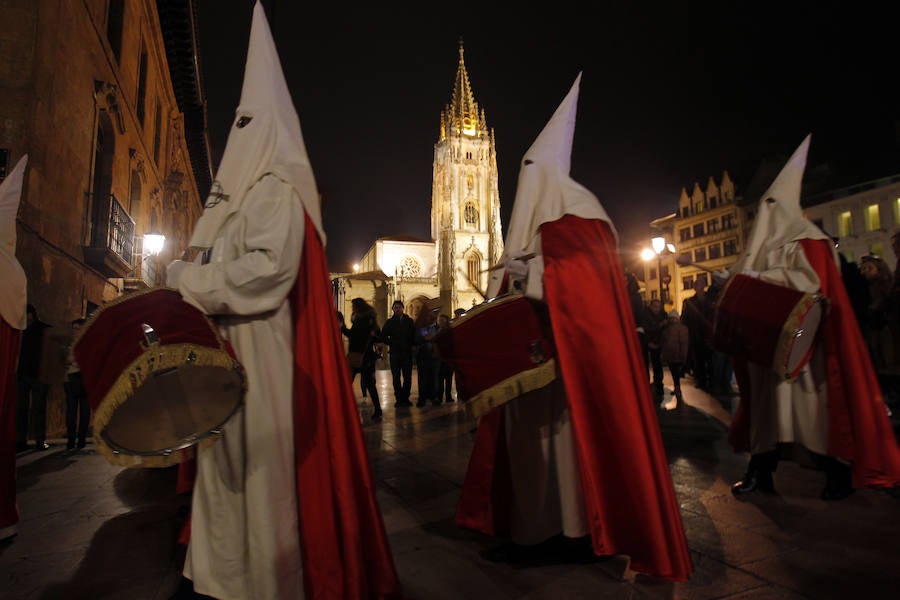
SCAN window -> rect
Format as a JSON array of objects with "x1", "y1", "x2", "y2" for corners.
[
  {"x1": 466, "y1": 254, "x2": 480, "y2": 288},
  {"x1": 682, "y1": 275, "x2": 694, "y2": 291},
  {"x1": 681, "y1": 207, "x2": 690, "y2": 218},
  {"x1": 694, "y1": 247, "x2": 706, "y2": 262},
  {"x1": 865, "y1": 204, "x2": 881, "y2": 231},
  {"x1": 694, "y1": 201, "x2": 704, "y2": 214},
  {"x1": 677, "y1": 251, "x2": 691, "y2": 265},
  {"x1": 649, "y1": 267, "x2": 657, "y2": 280},
  {"x1": 692, "y1": 223, "x2": 705, "y2": 238},
  {"x1": 722, "y1": 213, "x2": 735, "y2": 229},
  {"x1": 723, "y1": 239, "x2": 738, "y2": 256},
  {"x1": 707, "y1": 218, "x2": 719, "y2": 234},
  {"x1": 153, "y1": 102, "x2": 162, "y2": 164},
  {"x1": 708, "y1": 243, "x2": 721, "y2": 259},
  {"x1": 463, "y1": 201, "x2": 479, "y2": 229},
  {"x1": 136, "y1": 48, "x2": 148, "y2": 124},
  {"x1": 837, "y1": 211, "x2": 853, "y2": 237},
  {"x1": 106, "y1": 1, "x2": 125, "y2": 62},
  {"x1": 679, "y1": 227, "x2": 691, "y2": 242}
]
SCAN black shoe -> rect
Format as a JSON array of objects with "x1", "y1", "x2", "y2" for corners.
[
  {"x1": 76, "y1": 440, "x2": 86, "y2": 449},
  {"x1": 371, "y1": 411, "x2": 383, "y2": 422},
  {"x1": 35, "y1": 441, "x2": 51, "y2": 451},
  {"x1": 732, "y1": 470, "x2": 776, "y2": 496}
]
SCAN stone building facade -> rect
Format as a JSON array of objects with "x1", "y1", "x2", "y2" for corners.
[
  {"x1": 1, "y1": 0, "x2": 211, "y2": 436},
  {"x1": 333, "y1": 43, "x2": 503, "y2": 325},
  {"x1": 644, "y1": 171, "x2": 748, "y2": 311}
]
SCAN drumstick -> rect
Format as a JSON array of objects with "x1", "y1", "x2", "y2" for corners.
[
  {"x1": 674, "y1": 254, "x2": 720, "y2": 275},
  {"x1": 482, "y1": 252, "x2": 537, "y2": 273}
]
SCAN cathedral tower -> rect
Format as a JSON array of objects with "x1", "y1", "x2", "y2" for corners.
[{"x1": 432, "y1": 42, "x2": 503, "y2": 311}]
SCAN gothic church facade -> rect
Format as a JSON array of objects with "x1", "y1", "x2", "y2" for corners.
[{"x1": 333, "y1": 44, "x2": 503, "y2": 325}]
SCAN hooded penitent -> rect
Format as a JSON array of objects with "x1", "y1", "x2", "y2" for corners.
[
  {"x1": 175, "y1": 3, "x2": 400, "y2": 598},
  {"x1": 458, "y1": 74, "x2": 693, "y2": 581},
  {"x1": 728, "y1": 135, "x2": 900, "y2": 490},
  {"x1": 0, "y1": 153, "x2": 26, "y2": 542},
  {"x1": 0, "y1": 155, "x2": 28, "y2": 331}
]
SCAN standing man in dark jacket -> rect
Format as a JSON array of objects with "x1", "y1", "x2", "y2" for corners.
[
  {"x1": 381, "y1": 300, "x2": 415, "y2": 407},
  {"x1": 16, "y1": 304, "x2": 50, "y2": 451}
]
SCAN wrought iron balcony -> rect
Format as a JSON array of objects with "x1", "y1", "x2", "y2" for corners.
[{"x1": 83, "y1": 193, "x2": 135, "y2": 278}]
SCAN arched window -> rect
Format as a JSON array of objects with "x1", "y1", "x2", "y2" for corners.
[
  {"x1": 466, "y1": 253, "x2": 480, "y2": 290},
  {"x1": 464, "y1": 200, "x2": 479, "y2": 229}
]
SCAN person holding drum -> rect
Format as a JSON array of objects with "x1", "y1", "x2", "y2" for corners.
[
  {"x1": 455, "y1": 74, "x2": 692, "y2": 581},
  {"x1": 165, "y1": 3, "x2": 400, "y2": 599},
  {"x1": 728, "y1": 135, "x2": 900, "y2": 501}
]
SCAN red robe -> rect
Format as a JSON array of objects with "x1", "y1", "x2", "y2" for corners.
[
  {"x1": 456, "y1": 215, "x2": 693, "y2": 582},
  {"x1": 730, "y1": 238, "x2": 900, "y2": 489},
  {"x1": 0, "y1": 318, "x2": 21, "y2": 537}
]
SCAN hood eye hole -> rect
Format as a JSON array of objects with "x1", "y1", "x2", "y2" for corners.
[
  {"x1": 236, "y1": 116, "x2": 253, "y2": 128},
  {"x1": 765, "y1": 197, "x2": 776, "y2": 204},
  {"x1": 523, "y1": 159, "x2": 534, "y2": 165}
]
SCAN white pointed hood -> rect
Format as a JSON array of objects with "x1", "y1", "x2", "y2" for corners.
[
  {"x1": 486, "y1": 73, "x2": 612, "y2": 298},
  {"x1": 737, "y1": 134, "x2": 832, "y2": 273},
  {"x1": 189, "y1": 1, "x2": 323, "y2": 249},
  {"x1": 0, "y1": 154, "x2": 28, "y2": 330}
]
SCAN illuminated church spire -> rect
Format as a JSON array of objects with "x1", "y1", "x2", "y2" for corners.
[
  {"x1": 432, "y1": 40, "x2": 503, "y2": 311},
  {"x1": 440, "y1": 40, "x2": 488, "y2": 140}
]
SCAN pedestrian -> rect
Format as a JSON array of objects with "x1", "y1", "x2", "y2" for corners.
[
  {"x1": 0, "y1": 154, "x2": 28, "y2": 541},
  {"x1": 164, "y1": 3, "x2": 400, "y2": 598},
  {"x1": 16, "y1": 303, "x2": 50, "y2": 452},
  {"x1": 414, "y1": 309, "x2": 437, "y2": 407},
  {"x1": 343, "y1": 298, "x2": 383, "y2": 421},
  {"x1": 457, "y1": 74, "x2": 692, "y2": 581},
  {"x1": 728, "y1": 135, "x2": 900, "y2": 501},
  {"x1": 681, "y1": 277, "x2": 713, "y2": 391},
  {"x1": 643, "y1": 298, "x2": 667, "y2": 398},
  {"x1": 64, "y1": 318, "x2": 90, "y2": 450},
  {"x1": 660, "y1": 309, "x2": 689, "y2": 407},
  {"x1": 381, "y1": 299, "x2": 415, "y2": 407},
  {"x1": 434, "y1": 313, "x2": 454, "y2": 403}
]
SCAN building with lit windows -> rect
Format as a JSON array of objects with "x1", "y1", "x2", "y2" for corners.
[
  {"x1": 802, "y1": 174, "x2": 900, "y2": 262},
  {"x1": 332, "y1": 43, "x2": 503, "y2": 324},
  {"x1": 644, "y1": 172, "x2": 748, "y2": 310}
]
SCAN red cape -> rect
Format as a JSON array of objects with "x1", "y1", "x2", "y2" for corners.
[
  {"x1": 0, "y1": 319, "x2": 21, "y2": 535},
  {"x1": 178, "y1": 215, "x2": 402, "y2": 599},
  {"x1": 456, "y1": 215, "x2": 693, "y2": 582},
  {"x1": 291, "y1": 215, "x2": 401, "y2": 599},
  {"x1": 729, "y1": 238, "x2": 900, "y2": 489}
]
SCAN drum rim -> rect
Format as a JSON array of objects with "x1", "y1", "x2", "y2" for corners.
[{"x1": 92, "y1": 343, "x2": 246, "y2": 468}]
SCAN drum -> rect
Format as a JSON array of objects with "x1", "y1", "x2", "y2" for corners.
[
  {"x1": 74, "y1": 288, "x2": 245, "y2": 468},
  {"x1": 433, "y1": 293, "x2": 557, "y2": 418},
  {"x1": 713, "y1": 274, "x2": 824, "y2": 380}
]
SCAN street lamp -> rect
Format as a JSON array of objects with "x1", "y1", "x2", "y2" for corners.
[{"x1": 648, "y1": 236, "x2": 675, "y2": 306}]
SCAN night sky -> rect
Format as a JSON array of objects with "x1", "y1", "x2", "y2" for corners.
[{"x1": 196, "y1": 1, "x2": 899, "y2": 270}]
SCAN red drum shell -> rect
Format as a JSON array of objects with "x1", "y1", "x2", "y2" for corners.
[
  {"x1": 713, "y1": 274, "x2": 823, "y2": 381},
  {"x1": 74, "y1": 288, "x2": 245, "y2": 468},
  {"x1": 433, "y1": 293, "x2": 557, "y2": 418}
]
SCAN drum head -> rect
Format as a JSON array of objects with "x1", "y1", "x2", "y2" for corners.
[
  {"x1": 102, "y1": 364, "x2": 243, "y2": 456},
  {"x1": 785, "y1": 299, "x2": 823, "y2": 378}
]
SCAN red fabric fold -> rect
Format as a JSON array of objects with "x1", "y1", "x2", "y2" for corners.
[
  {"x1": 292, "y1": 215, "x2": 402, "y2": 599},
  {"x1": 0, "y1": 319, "x2": 21, "y2": 534},
  {"x1": 456, "y1": 215, "x2": 693, "y2": 582}
]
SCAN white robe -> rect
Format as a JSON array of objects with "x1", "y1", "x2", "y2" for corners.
[
  {"x1": 176, "y1": 175, "x2": 306, "y2": 600},
  {"x1": 746, "y1": 240, "x2": 829, "y2": 456}
]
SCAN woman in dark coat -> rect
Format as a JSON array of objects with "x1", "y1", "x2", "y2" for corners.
[{"x1": 342, "y1": 298, "x2": 383, "y2": 421}]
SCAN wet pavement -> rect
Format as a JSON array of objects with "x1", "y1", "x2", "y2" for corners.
[{"x1": 2, "y1": 369, "x2": 899, "y2": 599}]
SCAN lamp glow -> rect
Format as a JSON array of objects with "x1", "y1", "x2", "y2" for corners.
[
  {"x1": 143, "y1": 233, "x2": 165, "y2": 256},
  {"x1": 651, "y1": 236, "x2": 666, "y2": 254}
]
